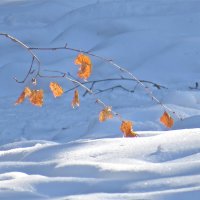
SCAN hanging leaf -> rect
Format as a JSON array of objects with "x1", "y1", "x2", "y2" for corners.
[
  {"x1": 120, "y1": 120, "x2": 137, "y2": 137},
  {"x1": 29, "y1": 90, "x2": 44, "y2": 107},
  {"x1": 74, "y1": 53, "x2": 92, "y2": 80},
  {"x1": 160, "y1": 111, "x2": 174, "y2": 128},
  {"x1": 99, "y1": 107, "x2": 113, "y2": 122},
  {"x1": 72, "y1": 89, "x2": 80, "y2": 108},
  {"x1": 15, "y1": 87, "x2": 32, "y2": 105},
  {"x1": 49, "y1": 82, "x2": 64, "y2": 98}
]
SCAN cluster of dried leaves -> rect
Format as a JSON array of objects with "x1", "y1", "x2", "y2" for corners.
[
  {"x1": 15, "y1": 53, "x2": 174, "y2": 138},
  {"x1": 15, "y1": 87, "x2": 43, "y2": 107},
  {"x1": 16, "y1": 82, "x2": 80, "y2": 109}
]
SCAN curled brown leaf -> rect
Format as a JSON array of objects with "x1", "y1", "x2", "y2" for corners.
[
  {"x1": 160, "y1": 111, "x2": 174, "y2": 128},
  {"x1": 75, "y1": 53, "x2": 92, "y2": 80},
  {"x1": 99, "y1": 107, "x2": 113, "y2": 122},
  {"x1": 72, "y1": 89, "x2": 80, "y2": 108},
  {"x1": 120, "y1": 120, "x2": 137, "y2": 137}
]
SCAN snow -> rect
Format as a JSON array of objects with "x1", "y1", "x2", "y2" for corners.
[{"x1": 0, "y1": 0, "x2": 200, "y2": 199}]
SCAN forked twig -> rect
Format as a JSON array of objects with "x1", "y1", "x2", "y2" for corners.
[
  {"x1": 39, "y1": 69, "x2": 123, "y2": 120},
  {"x1": 95, "y1": 85, "x2": 135, "y2": 94},
  {"x1": 0, "y1": 32, "x2": 41, "y2": 83},
  {"x1": 64, "y1": 77, "x2": 167, "y2": 96}
]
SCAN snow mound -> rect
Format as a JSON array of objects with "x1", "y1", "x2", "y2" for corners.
[{"x1": 0, "y1": 129, "x2": 200, "y2": 199}]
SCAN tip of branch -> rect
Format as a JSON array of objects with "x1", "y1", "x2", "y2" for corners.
[
  {"x1": 13, "y1": 77, "x2": 23, "y2": 83},
  {"x1": 13, "y1": 76, "x2": 17, "y2": 81}
]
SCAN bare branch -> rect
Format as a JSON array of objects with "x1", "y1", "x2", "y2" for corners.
[{"x1": 0, "y1": 33, "x2": 181, "y2": 121}]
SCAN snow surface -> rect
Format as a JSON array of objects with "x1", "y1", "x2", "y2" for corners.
[{"x1": 0, "y1": 0, "x2": 200, "y2": 199}]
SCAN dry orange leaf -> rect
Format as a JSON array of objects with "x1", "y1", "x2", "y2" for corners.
[
  {"x1": 49, "y1": 82, "x2": 64, "y2": 98},
  {"x1": 160, "y1": 111, "x2": 174, "y2": 128},
  {"x1": 99, "y1": 107, "x2": 113, "y2": 122},
  {"x1": 120, "y1": 120, "x2": 137, "y2": 137},
  {"x1": 29, "y1": 90, "x2": 44, "y2": 107},
  {"x1": 72, "y1": 89, "x2": 80, "y2": 108},
  {"x1": 75, "y1": 53, "x2": 92, "y2": 80},
  {"x1": 15, "y1": 87, "x2": 32, "y2": 105}
]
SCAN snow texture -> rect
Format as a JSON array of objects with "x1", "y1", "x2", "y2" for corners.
[{"x1": 0, "y1": 0, "x2": 200, "y2": 199}]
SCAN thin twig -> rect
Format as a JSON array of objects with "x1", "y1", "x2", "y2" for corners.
[
  {"x1": 40, "y1": 69, "x2": 123, "y2": 120},
  {"x1": 14, "y1": 57, "x2": 35, "y2": 83},
  {"x1": 83, "y1": 82, "x2": 95, "y2": 96},
  {"x1": 95, "y1": 85, "x2": 135, "y2": 94},
  {"x1": 0, "y1": 32, "x2": 41, "y2": 83},
  {"x1": 109, "y1": 61, "x2": 182, "y2": 119},
  {"x1": 64, "y1": 77, "x2": 167, "y2": 95}
]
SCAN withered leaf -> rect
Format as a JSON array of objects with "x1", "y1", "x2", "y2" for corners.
[
  {"x1": 160, "y1": 111, "x2": 174, "y2": 128},
  {"x1": 72, "y1": 89, "x2": 80, "y2": 108},
  {"x1": 120, "y1": 120, "x2": 137, "y2": 137},
  {"x1": 74, "y1": 53, "x2": 92, "y2": 80},
  {"x1": 49, "y1": 82, "x2": 64, "y2": 98},
  {"x1": 99, "y1": 107, "x2": 113, "y2": 122},
  {"x1": 15, "y1": 87, "x2": 32, "y2": 105},
  {"x1": 29, "y1": 90, "x2": 44, "y2": 107}
]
